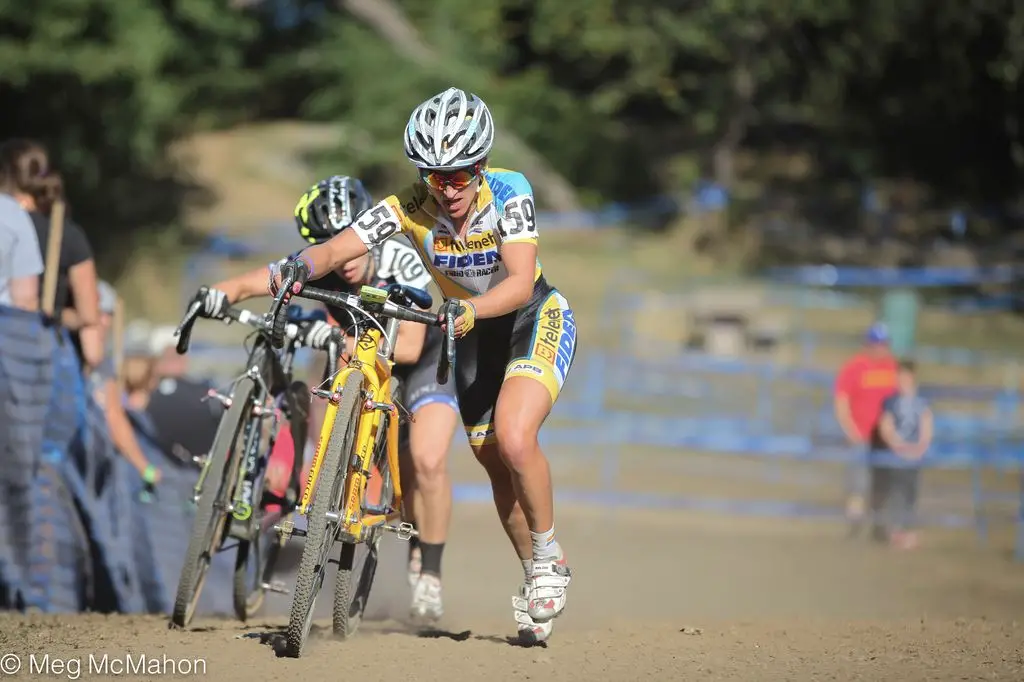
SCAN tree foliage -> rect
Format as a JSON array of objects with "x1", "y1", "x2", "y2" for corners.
[{"x1": 1, "y1": 0, "x2": 1021, "y2": 267}]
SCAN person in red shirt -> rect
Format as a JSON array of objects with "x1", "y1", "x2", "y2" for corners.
[{"x1": 833, "y1": 323, "x2": 898, "y2": 533}]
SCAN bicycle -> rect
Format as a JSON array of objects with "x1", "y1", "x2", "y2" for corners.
[
  {"x1": 266, "y1": 275, "x2": 455, "y2": 658},
  {"x1": 169, "y1": 288, "x2": 343, "y2": 629}
]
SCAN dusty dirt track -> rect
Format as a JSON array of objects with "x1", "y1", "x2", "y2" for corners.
[{"x1": 3, "y1": 501, "x2": 1024, "y2": 681}]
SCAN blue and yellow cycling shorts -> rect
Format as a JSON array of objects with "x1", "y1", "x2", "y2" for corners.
[{"x1": 454, "y1": 276, "x2": 577, "y2": 448}]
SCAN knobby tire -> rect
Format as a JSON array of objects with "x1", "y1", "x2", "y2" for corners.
[
  {"x1": 284, "y1": 371, "x2": 362, "y2": 657},
  {"x1": 170, "y1": 376, "x2": 255, "y2": 628}
]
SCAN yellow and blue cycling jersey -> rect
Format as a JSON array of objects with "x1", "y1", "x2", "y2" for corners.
[{"x1": 349, "y1": 168, "x2": 577, "y2": 447}]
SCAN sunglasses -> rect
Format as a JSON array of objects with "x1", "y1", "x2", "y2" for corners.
[{"x1": 419, "y1": 164, "x2": 481, "y2": 191}]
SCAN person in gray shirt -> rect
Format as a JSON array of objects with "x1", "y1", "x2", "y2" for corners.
[
  {"x1": 869, "y1": 359, "x2": 933, "y2": 549},
  {"x1": 0, "y1": 190, "x2": 43, "y2": 311}
]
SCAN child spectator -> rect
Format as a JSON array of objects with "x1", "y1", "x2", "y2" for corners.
[
  {"x1": 88, "y1": 281, "x2": 163, "y2": 492},
  {"x1": 870, "y1": 359, "x2": 933, "y2": 549}
]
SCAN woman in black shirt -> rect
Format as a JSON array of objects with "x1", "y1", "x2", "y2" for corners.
[{"x1": 0, "y1": 140, "x2": 103, "y2": 370}]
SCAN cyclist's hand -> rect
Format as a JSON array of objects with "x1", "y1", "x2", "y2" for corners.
[
  {"x1": 440, "y1": 298, "x2": 476, "y2": 338},
  {"x1": 302, "y1": 320, "x2": 334, "y2": 350},
  {"x1": 198, "y1": 287, "x2": 229, "y2": 319},
  {"x1": 269, "y1": 256, "x2": 312, "y2": 297}
]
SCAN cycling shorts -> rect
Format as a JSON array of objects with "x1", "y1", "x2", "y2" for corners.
[{"x1": 456, "y1": 276, "x2": 577, "y2": 448}]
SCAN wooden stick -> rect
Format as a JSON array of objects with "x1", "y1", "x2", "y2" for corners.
[
  {"x1": 112, "y1": 294, "x2": 125, "y2": 388},
  {"x1": 40, "y1": 199, "x2": 65, "y2": 319}
]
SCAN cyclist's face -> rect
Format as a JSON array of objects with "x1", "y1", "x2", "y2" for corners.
[
  {"x1": 341, "y1": 250, "x2": 373, "y2": 284},
  {"x1": 421, "y1": 166, "x2": 481, "y2": 220}
]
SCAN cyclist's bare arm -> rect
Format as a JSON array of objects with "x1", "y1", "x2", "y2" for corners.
[
  {"x1": 466, "y1": 241, "x2": 536, "y2": 319},
  {"x1": 212, "y1": 265, "x2": 274, "y2": 304},
  {"x1": 393, "y1": 319, "x2": 427, "y2": 365},
  {"x1": 298, "y1": 229, "x2": 370, "y2": 281}
]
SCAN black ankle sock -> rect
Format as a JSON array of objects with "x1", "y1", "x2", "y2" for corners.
[
  {"x1": 408, "y1": 523, "x2": 420, "y2": 558},
  {"x1": 419, "y1": 542, "x2": 444, "y2": 577}
]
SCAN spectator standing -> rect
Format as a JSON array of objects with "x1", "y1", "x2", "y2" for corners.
[
  {"x1": 871, "y1": 360, "x2": 932, "y2": 549},
  {"x1": 87, "y1": 281, "x2": 163, "y2": 492},
  {"x1": 833, "y1": 322, "x2": 899, "y2": 534},
  {"x1": 138, "y1": 325, "x2": 222, "y2": 469},
  {"x1": 0, "y1": 143, "x2": 46, "y2": 609},
  {"x1": 2, "y1": 142, "x2": 104, "y2": 372},
  {"x1": 0, "y1": 159, "x2": 43, "y2": 311}
]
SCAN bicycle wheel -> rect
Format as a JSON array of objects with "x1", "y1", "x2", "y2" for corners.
[
  {"x1": 234, "y1": 378, "x2": 308, "y2": 620},
  {"x1": 171, "y1": 376, "x2": 256, "y2": 628},
  {"x1": 284, "y1": 370, "x2": 362, "y2": 658},
  {"x1": 232, "y1": 521, "x2": 274, "y2": 621},
  {"x1": 333, "y1": 431, "x2": 393, "y2": 638},
  {"x1": 332, "y1": 531, "x2": 381, "y2": 639}
]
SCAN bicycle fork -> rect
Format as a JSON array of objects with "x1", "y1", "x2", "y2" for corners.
[
  {"x1": 339, "y1": 392, "x2": 416, "y2": 543},
  {"x1": 275, "y1": 389, "x2": 417, "y2": 544}
]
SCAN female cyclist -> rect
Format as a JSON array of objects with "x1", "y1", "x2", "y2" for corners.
[
  {"x1": 193, "y1": 175, "x2": 460, "y2": 623},
  {"x1": 275, "y1": 88, "x2": 575, "y2": 644}
]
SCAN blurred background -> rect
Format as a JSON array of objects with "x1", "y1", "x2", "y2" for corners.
[{"x1": 2, "y1": 0, "x2": 1024, "y2": 622}]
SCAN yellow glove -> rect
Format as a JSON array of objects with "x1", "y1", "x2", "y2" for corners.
[{"x1": 451, "y1": 299, "x2": 477, "y2": 338}]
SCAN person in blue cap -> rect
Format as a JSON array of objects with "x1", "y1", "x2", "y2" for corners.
[{"x1": 833, "y1": 322, "x2": 898, "y2": 534}]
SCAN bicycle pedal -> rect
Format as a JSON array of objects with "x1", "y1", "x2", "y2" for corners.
[
  {"x1": 273, "y1": 519, "x2": 306, "y2": 540},
  {"x1": 382, "y1": 522, "x2": 418, "y2": 541},
  {"x1": 261, "y1": 580, "x2": 289, "y2": 595}
]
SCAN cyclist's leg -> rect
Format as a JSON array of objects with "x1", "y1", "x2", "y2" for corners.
[
  {"x1": 403, "y1": 369, "x2": 459, "y2": 621},
  {"x1": 455, "y1": 318, "x2": 531, "y2": 565},
  {"x1": 454, "y1": 298, "x2": 577, "y2": 642},
  {"x1": 495, "y1": 290, "x2": 577, "y2": 624},
  {"x1": 395, "y1": 417, "x2": 422, "y2": 587}
]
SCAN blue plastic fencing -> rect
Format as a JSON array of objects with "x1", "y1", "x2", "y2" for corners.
[
  {"x1": 0, "y1": 305, "x2": 210, "y2": 615},
  {"x1": 179, "y1": 199, "x2": 1024, "y2": 562},
  {"x1": 129, "y1": 409, "x2": 236, "y2": 617},
  {"x1": 539, "y1": 347, "x2": 1024, "y2": 556}
]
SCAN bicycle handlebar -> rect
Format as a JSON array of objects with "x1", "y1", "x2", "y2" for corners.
[
  {"x1": 175, "y1": 286, "x2": 344, "y2": 378},
  {"x1": 269, "y1": 280, "x2": 456, "y2": 385}
]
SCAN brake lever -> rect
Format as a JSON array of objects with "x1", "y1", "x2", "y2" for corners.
[
  {"x1": 436, "y1": 303, "x2": 457, "y2": 385},
  {"x1": 174, "y1": 292, "x2": 206, "y2": 355},
  {"x1": 269, "y1": 276, "x2": 295, "y2": 349},
  {"x1": 325, "y1": 333, "x2": 342, "y2": 380}
]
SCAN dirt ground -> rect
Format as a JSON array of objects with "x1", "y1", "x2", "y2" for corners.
[{"x1": 3, "y1": 491, "x2": 1024, "y2": 681}]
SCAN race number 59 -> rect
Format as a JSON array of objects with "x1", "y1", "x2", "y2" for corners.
[
  {"x1": 355, "y1": 204, "x2": 399, "y2": 244},
  {"x1": 501, "y1": 196, "x2": 536, "y2": 237}
]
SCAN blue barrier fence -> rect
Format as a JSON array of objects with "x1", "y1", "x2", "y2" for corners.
[
  {"x1": 176, "y1": 238, "x2": 1024, "y2": 563},
  {"x1": 0, "y1": 304, "x2": 235, "y2": 616}
]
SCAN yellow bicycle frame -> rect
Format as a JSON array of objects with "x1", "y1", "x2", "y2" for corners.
[{"x1": 298, "y1": 323, "x2": 403, "y2": 543}]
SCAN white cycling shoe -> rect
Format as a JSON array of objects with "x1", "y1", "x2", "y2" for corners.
[
  {"x1": 514, "y1": 584, "x2": 553, "y2": 644},
  {"x1": 526, "y1": 555, "x2": 571, "y2": 623},
  {"x1": 410, "y1": 573, "x2": 444, "y2": 624}
]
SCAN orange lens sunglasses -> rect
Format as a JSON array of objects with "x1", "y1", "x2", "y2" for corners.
[{"x1": 419, "y1": 163, "x2": 482, "y2": 191}]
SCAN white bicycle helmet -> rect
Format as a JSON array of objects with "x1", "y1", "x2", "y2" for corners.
[{"x1": 404, "y1": 87, "x2": 494, "y2": 171}]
